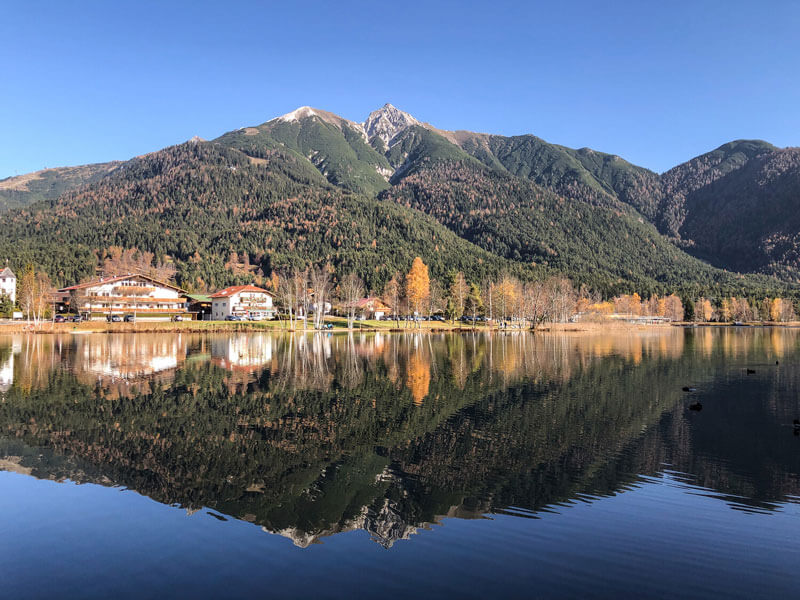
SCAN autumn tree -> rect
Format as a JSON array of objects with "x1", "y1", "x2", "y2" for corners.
[
  {"x1": 405, "y1": 257, "x2": 430, "y2": 328},
  {"x1": 720, "y1": 298, "x2": 732, "y2": 322},
  {"x1": 769, "y1": 298, "x2": 796, "y2": 322},
  {"x1": 18, "y1": 265, "x2": 53, "y2": 325},
  {"x1": 695, "y1": 297, "x2": 714, "y2": 322},
  {"x1": 100, "y1": 247, "x2": 176, "y2": 282},
  {"x1": 663, "y1": 294, "x2": 684, "y2": 321},
  {"x1": 496, "y1": 274, "x2": 519, "y2": 322}
]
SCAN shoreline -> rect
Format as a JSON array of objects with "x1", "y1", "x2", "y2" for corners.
[{"x1": 1, "y1": 318, "x2": 798, "y2": 335}]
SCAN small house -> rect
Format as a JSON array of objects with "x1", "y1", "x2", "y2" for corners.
[
  {"x1": 210, "y1": 285, "x2": 275, "y2": 320},
  {"x1": 0, "y1": 266, "x2": 16, "y2": 304},
  {"x1": 348, "y1": 297, "x2": 391, "y2": 320}
]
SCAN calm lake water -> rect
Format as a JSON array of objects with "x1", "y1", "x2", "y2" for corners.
[{"x1": 1, "y1": 328, "x2": 799, "y2": 599}]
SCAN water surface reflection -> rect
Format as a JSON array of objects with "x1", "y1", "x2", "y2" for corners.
[{"x1": 1, "y1": 328, "x2": 799, "y2": 549}]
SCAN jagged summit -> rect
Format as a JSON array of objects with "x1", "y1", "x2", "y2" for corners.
[
  {"x1": 265, "y1": 103, "x2": 423, "y2": 147},
  {"x1": 362, "y1": 103, "x2": 420, "y2": 147}
]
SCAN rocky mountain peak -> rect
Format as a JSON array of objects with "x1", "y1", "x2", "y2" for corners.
[
  {"x1": 363, "y1": 103, "x2": 419, "y2": 147},
  {"x1": 273, "y1": 106, "x2": 365, "y2": 137}
]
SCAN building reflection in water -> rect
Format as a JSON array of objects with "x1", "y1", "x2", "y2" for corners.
[
  {"x1": 211, "y1": 334, "x2": 273, "y2": 371},
  {"x1": 0, "y1": 327, "x2": 799, "y2": 548}
]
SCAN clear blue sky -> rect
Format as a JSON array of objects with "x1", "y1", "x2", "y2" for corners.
[{"x1": 2, "y1": 0, "x2": 799, "y2": 179}]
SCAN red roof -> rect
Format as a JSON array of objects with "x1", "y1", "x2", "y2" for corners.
[{"x1": 210, "y1": 285, "x2": 273, "y2": 299}]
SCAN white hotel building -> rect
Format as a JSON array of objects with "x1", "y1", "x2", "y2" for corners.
[{"x1": 59, "y1": 274, "x2": 188, "y2": 317}]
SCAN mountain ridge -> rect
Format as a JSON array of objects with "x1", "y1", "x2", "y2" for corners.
[{"x1": 1, "y1": 103, "x2": 798, "y2": 295}]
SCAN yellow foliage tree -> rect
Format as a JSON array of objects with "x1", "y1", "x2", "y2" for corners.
[
  {"x1": 406, "y1": 352, "x2": 431, "y2": 406},
  {"x1": 770, "y1": 298, "x2": 782, "y2": 322},
  {"x1": 405, "y1": 257, "x2": 430, "y2": 325},
  {"x1": 631, "y1": 293, "x2": 642, "y2": 316},
  {"x1": 720, "y1": 298, "x2": 732, "y2": 322},
  {"x1": 697, "y1": 298, "x2": 713, "y2": 322}
]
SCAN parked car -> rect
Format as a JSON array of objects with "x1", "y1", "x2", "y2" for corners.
[
  {"x1": 68, "y1": 315, "x2": 83, "y2": 323},
  {"x1": 123, "y1": 314, "x2": 136, "y2": 322},
  {"x1": 225, "y1": 315, "x2": 244, "y2": 321},
  {"x1": 430, "y1": 315, "x2": 445, "y2": 322},
  {"x1": 171, "y1": 315, "x2": 184, "y2": 322},
  {"x1": 106, "y1": 314, "x2": 122, "y2": 323},
  {"x1": 54, "y1": 315, "x2": 66, "y2": 323}
]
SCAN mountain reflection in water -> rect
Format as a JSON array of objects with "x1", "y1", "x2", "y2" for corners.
[{"x1": 1, "y1": 328, "x2": 799, "y2": 549}]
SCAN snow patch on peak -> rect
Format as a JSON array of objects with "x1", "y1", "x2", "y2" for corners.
[
  {"x1": 363, "y1": 104, "x2": 419, "y2": 148},
  {"x1": 276, "y1": 106, "x2": 319, "y2": 122},
  {"x1": 272, "y1": 106, "x2": 367, "y2": 139}
]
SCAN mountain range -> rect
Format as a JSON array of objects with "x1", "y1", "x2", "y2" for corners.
[{"x1": 1, "y1": 103, "x2": 798, "y2": 296}]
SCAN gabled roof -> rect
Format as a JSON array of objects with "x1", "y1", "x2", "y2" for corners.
[
  {"x1": 186, "y1": 294, "x2": 212, "y2": 303},
  {"x1": 341, "y1": 297, "x2": 391, "y2": 311},
  {"x1": 0, "y1": 267, "x2": 15, "y2": 279},
  {"x1": 210, "y1": 284, "x2": 273, "y2": 299},
  {"x1": 355, "y1": 297, "x2": 391, "y2": 311},
  {"x1": 59, "y1": 273, "x2": 187, "y2": 294}
]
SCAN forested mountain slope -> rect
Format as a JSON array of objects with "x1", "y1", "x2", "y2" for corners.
[
  {"x1": 0, "y1": 162, "x2": 120, "y2": 212},
  {"x1": 660, "y1": 142, "x2": 800, "y2": 280},
  {"x1": 447, "y1": 131, "x2": 800, "y2": 281},
  {"x1": 378, "y1": 158, "x2": 788, "y2": 296},
  {"x1": 1, "y1": 104, "x2": 799, "y2": 295},
  {"x1": 215, "y1": 106, "x2": 393, "y2": 197},
  {"x1": 0, "y1": 141, "x2": 529, "y2": 290}
]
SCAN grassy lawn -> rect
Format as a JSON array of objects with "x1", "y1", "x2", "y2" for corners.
[{"x1": 0, "y1": 315, "x2": 494, "y2": 334}]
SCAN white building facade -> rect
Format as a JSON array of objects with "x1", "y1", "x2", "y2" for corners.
[
  {"x1": 0, "y1": 267, "x2": 16, "y2": 304},
  {"x1": 210, "y1": 285, "x2": 275, "y2": 320},
  {"x1": 59, "y1": 274, "x2": 187, "y2": 317}
]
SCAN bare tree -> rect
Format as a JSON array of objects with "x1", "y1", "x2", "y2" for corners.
[
  {"x1": 524, "y1": 280, "x2": 550, "y2": 330},
  {"x1": 19, "y1": 268, "x2": 54, "y2": 326},
  {"x1": 382, "y1": 273, "x2": 402, "y2": 328},
  {"x1": 449, "y1": 272, "x2": 468, "y2": 327},
  {"x1": 309, "y1": 264, "x2": 332, "y2": 330},
  {"x1": 276, "y1": 270, "x2": 296, "y2": 329},
  {"x1": 428, "y1": 278, "x2": 446, "y2": 319},
  {"x1": 338, "y1": 272, "x2": 364, "y2": 329}
]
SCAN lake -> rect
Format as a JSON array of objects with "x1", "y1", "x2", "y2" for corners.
[{"x1": 1, "y1": 328, "x2": 799, "y2": 599}]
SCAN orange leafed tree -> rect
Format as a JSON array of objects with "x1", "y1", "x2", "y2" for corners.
[
  {"x1": 406, "y1": 352, "x2": 431, "y2": 406},
  {"x1": 405, "y1": 257, "x2": 430, "y2": 325}
]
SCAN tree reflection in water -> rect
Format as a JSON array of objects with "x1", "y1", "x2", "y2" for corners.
[{"x1": 0, "y1": 328, "x2": 798, "y2": 547}]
